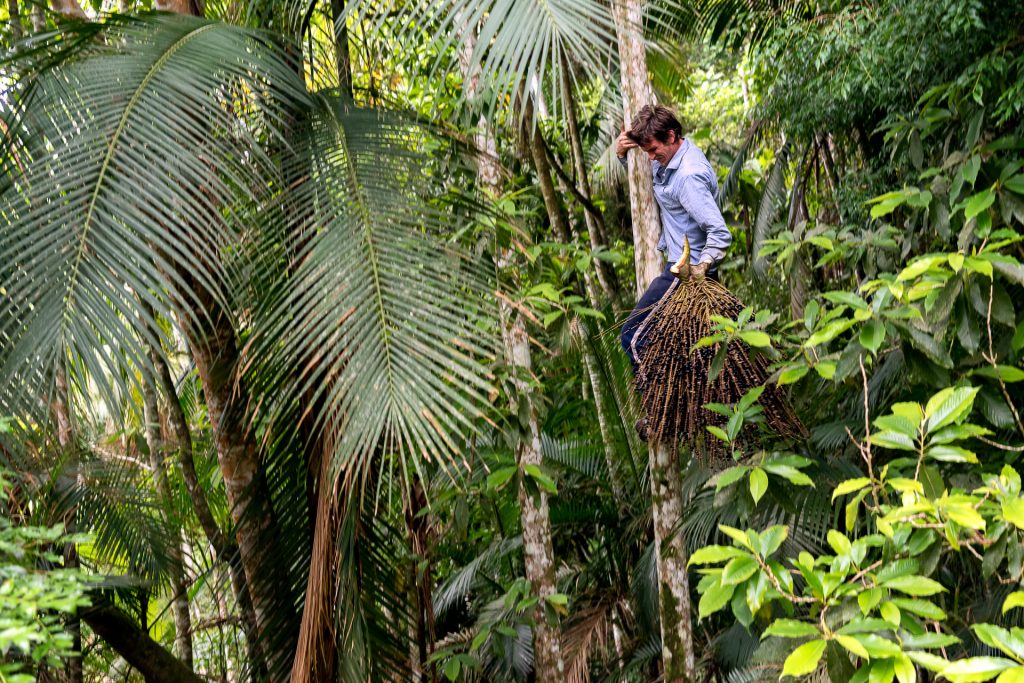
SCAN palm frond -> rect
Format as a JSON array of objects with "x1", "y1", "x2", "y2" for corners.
[
  {"x1": 0, "y1": 14, "x2": 308, "y2": 426},
  {"x1": 245, "y1": 95, "x2": 497, "y2": 509},
  {"x1": 717, "y1": 120, "x2": 764, "y2": 210}
]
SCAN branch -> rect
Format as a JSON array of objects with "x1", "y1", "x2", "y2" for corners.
[
  {"x1": 539, "y1": 134, "x2": 608, "y2": 239},
  {"x1": 82, "y1": 602, "x2": 204, "y2": 683}
]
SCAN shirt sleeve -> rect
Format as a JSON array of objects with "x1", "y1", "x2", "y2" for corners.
[{"x1": 677, "y1": 173, "x2": 732, "y2": 265}]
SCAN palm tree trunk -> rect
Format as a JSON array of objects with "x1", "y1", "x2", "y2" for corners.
[
  {"x1": 51, "y1": 368, "x2": 83, "y2": 683},
  {"x1": 612, "y1": 5, "x2": 697, "y2": 678},
  {"x1": 558, "y1": 57, "x2": 616, "y2": 298},
  {"x1": 611, "y1": 0, "x2": 662, "y2": 295},
  {"x1": 289, "y1": 443, "x2": 339, "y2": 683},
  {"x1": 572, "y1": 319, "x2": 627, "y2": 508},
  {"x1": 649, "y1": 440, "x2": 696, "y2": 682},
  {"x1": 504, "y1": 311, "x2": 566, "y2": 683},
  {"x1": 145, "y1": 308, "x2": 267, "y2": 680},
  {"x1": 141, "y1": 374, "x2": 194, "y2": 670},
  {"x1": 7, "y1": 0, "x2": 22, "y2": 41}
]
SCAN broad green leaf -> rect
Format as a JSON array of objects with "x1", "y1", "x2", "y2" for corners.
[
  {"x1": 836, "y1": 634, "x2": 870, "y2": 660},
  {"x1": 689, "y1": 545, "x2": 747, "y2": 566},
  {"x1": 1003, "y1": 593, "x2": 1024, "y2": 614},
  {"x1": 486, "y1": 466, "x2": 517, "y2": 491},
  {"x1": 778, "y1": 365, "x2": 809, "y2": 385},
  {"x1": 892, "y1": 598, "x2": 946, "y2": 620},
  {"x1": 763, "y1": 620, "x2": 820, "y2": 639},
  {"x1": 749, "y1": 468, "x2": 769, "y2": 505},
  {"x1": 996, "y1": 668, "x2": 1024, "y2": 683},
  {"x1": 781, "y1": 640, "x2": 827, "y2": 678},
  {"x1": 827, "y1": 530, "x2": 852, "y2": 555},
  {"x1": 882, "y1": 576, "x2": 946, "y2": 596},
  {"x1": 805, "y1": 319, "x2": 858, "y2": 347},
  {"x1": 444, "y1": 658, "x2": 461, "y2": 681},
  {"x1": 762, "y1": 463, "x2": 814, "y2": 486},
  {"x1": 815, "y1": 362, "x2": 837, "y2": 379},
  {"x1": 859, "y1": 587, "x2": 884, "y2": 614},
  {"x1": 719, "y1": 525, "x2": 753, "y2": 550},
  {"x1": 1003, "y1": 499, "x2": 1024, "y2": 532},
  {"x1": 834, "y1": 478, "x2": 872, "y2": 500},
  {"x1": 902, "y1": 632, "x2": 960, "y2": 649},
  {"x1": 854, "y1": 634, "x2": 903, "y2": 658},
  {"x1": 707, "y1": 425, "x2": 731, "y2": 443},
  {"x1": 523, "y1": 464, "x2": 558, "y2": 494},
  {"x1": 964, "y1": 188, "x2": 996, "y2": 220},
  {"x1": 739, "y1": 331, "x2": 772, "y2": 348},
  {"x1": 870, "y1": 431, "x2": 918, "y2": 451},
  {"x1": 880, "y1": 602, "x2": 901, "y2": 627},
  {"x1": 942, "y1": 657, "x2": 1016, "y2": 682},
  {"x1": 906, "y1": 650, "x2": 949, "y2": 672},
  {"x1": 759, "y1": 525, "x2": 789, "y2": 557},
  {"x1": 972, "y1": 366, "x2": 1024, "y2": 383},
  {"x1": 860, "y1": 319, "x2": 886, "y2": 353},
  {"x1": 926, "y1": 445, "x2": 979, "y2": 463},
  {"x1": 895, "y1": 654, "x2": 917, "y2": 683},
  {"x1": 698, "y1": 580, "x2": 735, "y2": 619},
  {"x1": 721, "y1": 556, "x2": 759, "y2": 586},
  {"x1": 972, "y1": 624, "x2": 1024, "y2": 661},
  {"x1": 925, "y1": 387, "x2": 979, "y2": 432},
  {"x1": 715, "y1": 465, "x2": 750, "y2": 491}
]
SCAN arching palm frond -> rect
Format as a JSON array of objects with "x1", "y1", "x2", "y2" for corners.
[
  {"x1": 346, "y1": 0, "x2": 620, "y2": 125},
  {"x1": 0, "y1": 14, "x2": 309, "y2": 426},
  {"x1": 752, "y1": 141, "x2": 791, "y2": 278},
  {"x1": 246, "y1": 96, "x2": 497, "y2": 506}
]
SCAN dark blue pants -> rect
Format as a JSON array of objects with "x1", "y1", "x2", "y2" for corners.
[
  {"x1": 620, "y1": 265, "x2": 676, "y2": 373},
  {"x1": 620, "y1": 265, "x2": 717, "y2": 372}
]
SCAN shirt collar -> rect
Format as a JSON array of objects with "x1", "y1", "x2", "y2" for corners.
[{"x1": 665, "y1": 138, "x2": 689, "y2": 171}]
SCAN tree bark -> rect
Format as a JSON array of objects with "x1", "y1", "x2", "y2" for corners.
[
  {"x1": 145, "y1": 309, "x2": 266, "y2": 681},
  {"x1": 648, "y1": 440, "x2": 695, "y2": 682},
  {"x1": 572, "y1": 319, "x2": 627, "y2": 508},
  {"x1": 559, "y1": 56, "x2": 615, "y2": 298},
  {"x1": 505, "y1": 312, "x2": 566, "y2": 683},
  {"x1": 289, "y1": 443, "x2": 338, "y2": 683},
  {"x1": 527, "y1": 108, "x2": 571, "y2": 244},
  {"x1": 328, "y1": 0, "x2": 352, "y2": 96},
  {"x1": 7, "y1": 0, "x2": 22, "y2": 41},
  {"x1": 82, "y1": 603, "x2": 206, "y2": 683},
  {"x1": 141, "y1": 373, "x2": 194, "y2": 670},
  {"x1": 611, "y1": 0, "x2": 663, "y2": 295}
]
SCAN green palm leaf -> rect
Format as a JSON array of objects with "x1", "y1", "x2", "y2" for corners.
[{"x1": 0, "y1": 15, "x2": 307, "y2": 422}]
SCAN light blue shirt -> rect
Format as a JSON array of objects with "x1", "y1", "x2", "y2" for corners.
[{"x1": 623, "y1": 139, "x2": 732, "y2": 268}]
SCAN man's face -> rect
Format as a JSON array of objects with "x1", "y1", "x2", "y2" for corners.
[{"x1": 640, "y1": 131, "x2": 681, "y2": 166}]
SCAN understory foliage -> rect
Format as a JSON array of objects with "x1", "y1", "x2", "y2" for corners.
[{"x1": 0, "y1": 0, "x2": 1022, "y2": 681}]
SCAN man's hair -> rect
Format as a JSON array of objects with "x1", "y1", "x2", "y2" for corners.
[{"x1": 627, "y1": 105, "x2": 683, "y2": 145}]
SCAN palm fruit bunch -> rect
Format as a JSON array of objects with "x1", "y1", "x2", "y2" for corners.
[{"x1": 634, "y1": 241, "x2": 804, "y2": 457}]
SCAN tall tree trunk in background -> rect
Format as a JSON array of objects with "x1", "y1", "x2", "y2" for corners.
[
  {"x1": 7, "y1": 0, "x2": 22, "y2": 41},
  {"x1": 505, "y1": 310, "x2": 566, "y2": 683},
  {"x1": 51, "y1": 368, "x2": 83, "y2": 683},
  {"x1": 647, "y1": 439, "x2": 695, "y2": 682},
  {"x1": 329, "y1": 0, "x2": 352, "y2": 96},
  {"x1": 612, "y1": 4, "x2": 697, "y2": 679},
  {"x1": 147, "y1": 339, "x2": 266, "y2": 680},
  {"x1": 461, "y1": 27, "x2": 565, "y2": 681},
  {"x1": 611, "y1": 0, "x2": 662, "y2": 295},
  {"x1": 153, "y1": 0, "x2": 294, "y2": 674},
  {"x1": 558, "y1": 58, "x2": 616, "y2": 299},
  {"x1": 141, "y1": 372, "x2": 194, "y2": 669}
]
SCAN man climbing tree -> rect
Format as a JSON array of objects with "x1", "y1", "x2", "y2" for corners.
[{"x1": 617, "y1": 104, "x2": 732, "y2": 439}]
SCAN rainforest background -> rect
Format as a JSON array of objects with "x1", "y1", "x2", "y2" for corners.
[{"x1": 1, "y1": 0, "x2": 1023, "y2": 681}]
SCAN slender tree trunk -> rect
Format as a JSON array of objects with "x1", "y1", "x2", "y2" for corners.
[
  {"x1": 142, "y1": 373, "x2": 194, "y2": 669},
  {"x1": 611, "y1": 0, "x2": 662, "y2": 295},
  {"x1": 504, "y1": 311, "x2": 565, "y2": 683},
  {"x1": 572, "y1": 319, "x2": 626, "y2": 508},
  {"x1": 8, "y1": 0, "x2": 23, "y2": 41},
  {"x1": 29, "y1": 1, "x2": 44, "y2": 32},
  {"x1": 51, "y1": 368, "x2": 83, "y2": 683},
  {"x1": 328, "y1": 0, "x2": 352, "y2": 96},
  {"x1": 146, "y1": 310, "x2": 266, "y2": 680},
  {"x1": 648, "y1": 440, "x2": 695, "y2": 682},
  {"x1": 527, "y1": 108, "x2": 571, "y2": 244},
  {"x1": 559, "y1": 57, "x2": 615, "y2": 298}
]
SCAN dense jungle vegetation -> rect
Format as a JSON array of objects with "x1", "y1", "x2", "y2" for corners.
[{"x1": 1, "y1": 0, "x2": 1023, "y2": 681}]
